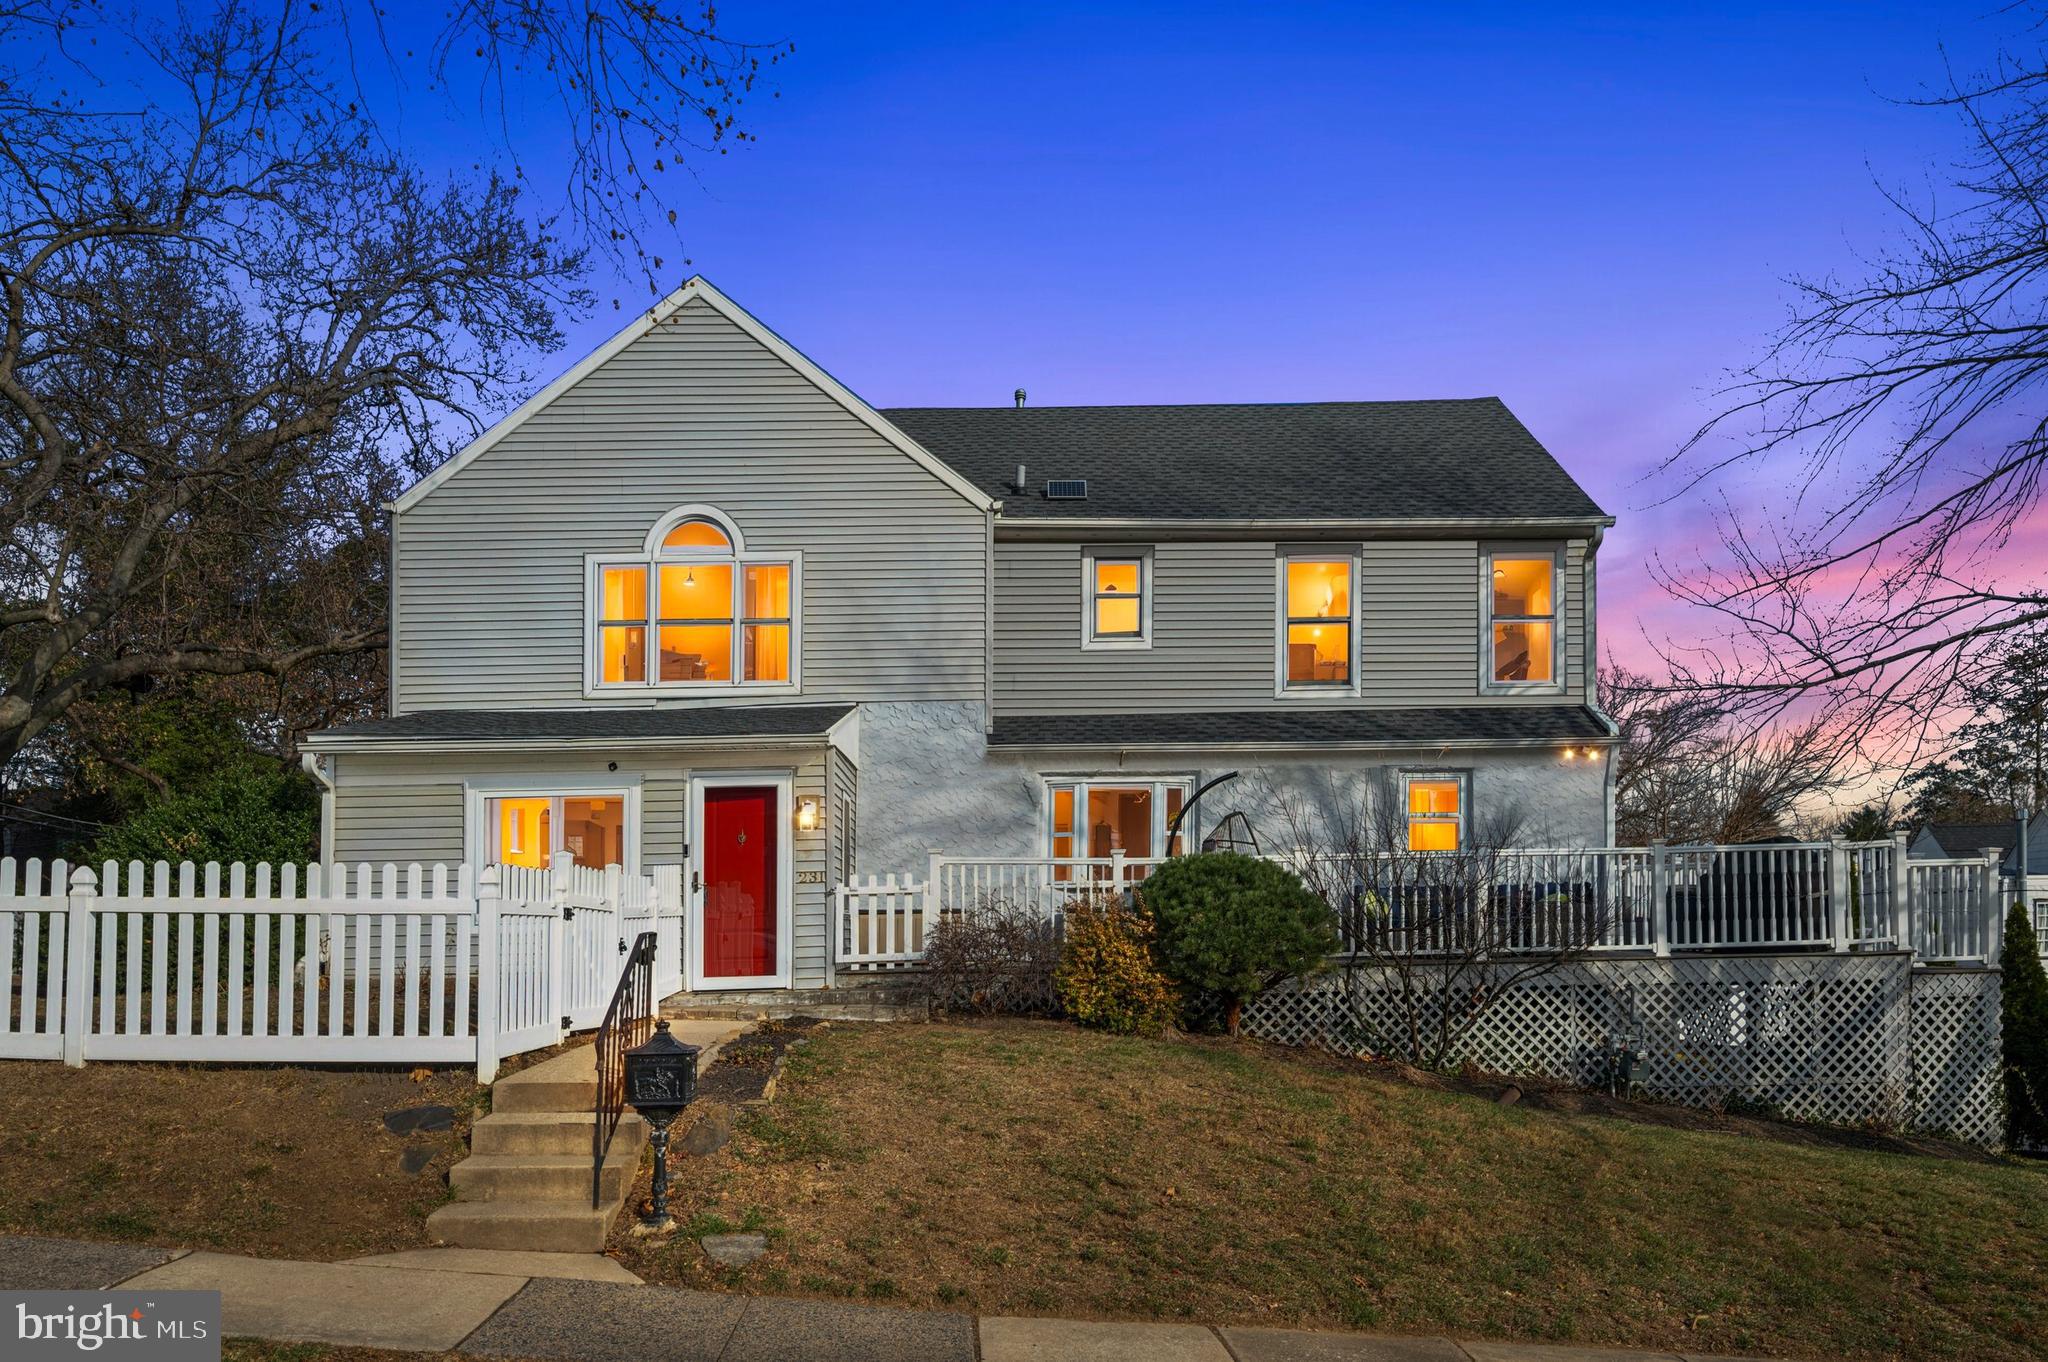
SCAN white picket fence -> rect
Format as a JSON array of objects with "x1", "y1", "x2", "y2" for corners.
[
  {"x1": 833, "y1": 837, "x2": 2012, "y2": 972},
  {"x1": 0, "y1": 851, "x2": 684, "y2": 1080}
]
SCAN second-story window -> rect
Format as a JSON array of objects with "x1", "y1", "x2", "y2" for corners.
[
  {"x1": 1083, "y1": 548, "x2": 1151, "y2": 649},
  {"x1": 1278, "y1": 554, "x2": 1355, "y2": 692},
  {"x1": 589, "y1": 507, "x2": 798, "y2": 691},
  {"x1": 1484, "y1": 547, "x2": 1559, "y2": 689}
]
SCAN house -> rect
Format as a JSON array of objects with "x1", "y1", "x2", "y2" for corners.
[
  {"x1": 1909, "y1": 818, "x2": 2048, "y2": 932},
  {"x1": 300, "y1": 278, "x2": 1619, "y2": 994}
]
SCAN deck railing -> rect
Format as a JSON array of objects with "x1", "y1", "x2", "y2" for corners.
[{"x1": 833, "y1": 837, "x2": 2013, "y2": 972}]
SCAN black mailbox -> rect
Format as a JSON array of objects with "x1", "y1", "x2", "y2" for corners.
[
  {"x1": 625, "y1": 1021, "x2": 700, "y2": 1116},
  {"x1": 622, "y1": 1020, "x2": 700, "y2": 1229}
]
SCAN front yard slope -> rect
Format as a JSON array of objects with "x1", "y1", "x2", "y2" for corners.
[{"x1": 619, "y1": 1019, "x2": 2047, "y2": 1362}]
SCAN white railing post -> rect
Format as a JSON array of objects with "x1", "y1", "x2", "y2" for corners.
[
  {"x1": 925, "y1": 851, "x2": 943, "y2": 936},
  {"x1": 1828, "y1": 838, "x2": 1852, "y2": 952},
  {"x1": 1110, "y1": 848, "x2": 1127, "y2": 896},
  {"x1": 1985, "y1": 846, "x2": 2008, "y2": 963},
  {"x1": 1890, "y1": 831, "x2": 1911, "y2": 955},
  {"x1": 475, "y1": 865, "x2": 502, "y2": 1083},
  {"x1": 1649, "y1": 840, "x2": 1670, "y2": 958},
  {"x1": 62, "y1": 864, "x2": 95, "y2": 1067},
  {"x1": 548, "y1": 849, "x2": 573, "y2": 1042}
]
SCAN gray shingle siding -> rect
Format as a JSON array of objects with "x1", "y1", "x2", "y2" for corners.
[{"x1": 884, "y1": 398, "x2": 1607, "y2": 522}]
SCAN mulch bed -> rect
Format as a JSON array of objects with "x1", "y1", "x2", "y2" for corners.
[{"x1": 694, "y1": 1016, "x2": 825, "y2": 1106}]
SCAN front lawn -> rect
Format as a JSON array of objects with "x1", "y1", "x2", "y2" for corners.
[
  {"x1": 0, "y1": 1059, "x2": 483, "y2": 1260},
  {"x1": 614, "y1": 1019, "x2": 2048, "y2": 1361}
]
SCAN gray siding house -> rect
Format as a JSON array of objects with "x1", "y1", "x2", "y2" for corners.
[{"x1": 302, "y1": 278, "x2": 1619, "y2": 992}]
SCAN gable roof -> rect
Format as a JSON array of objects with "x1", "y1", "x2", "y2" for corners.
[
  {"x1": 389, "y1": 278, "x2": 995, "y2": 515},
  {"x1": 882, "y1": 399, "x2": 1609, "y2": 523},
  {"x1": 1912, "y1": 820, "x2": 2047, "y2": 874}
]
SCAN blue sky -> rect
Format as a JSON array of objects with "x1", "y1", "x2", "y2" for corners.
[{"x1": 358, "y1": 3, "x2": 2016, "y2": 659}]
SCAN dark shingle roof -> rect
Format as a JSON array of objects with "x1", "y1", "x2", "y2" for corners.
[
  {"x1": 308, "y1": 705, "x2": 853, "y2": 745},
  {"x1": 988, "y1": 706, "x2": 1611, "y2": 749},
  {"x1": 1919, "y1": 822, "x2": 2018, "y2": 857},
  {"x1": 881, "y1": 399, "x2": 1607, "y2": 522}
]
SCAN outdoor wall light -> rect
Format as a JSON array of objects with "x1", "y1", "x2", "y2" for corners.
[
  {"x1": 624, "y1": 1020, "x2": 700, "y2": 1230},
  {"x1": 795, "y1": 796, "x2": 819, "y2": 831}
]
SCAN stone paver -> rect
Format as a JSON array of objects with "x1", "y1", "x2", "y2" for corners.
[
  {"x1": 461, "y1": 1277, "x2": 746, "y2": 1361},
  {"x1": 1225, "y1": 1327, "x2": 1469, "y2": 1361},
  {"x1": 0, "y1": 1234, "x2": 184, "y2": 1290},
  {"x1": 345, "y1": 1247, "x2": 643, "y2": 1283},
  {"x1": 980, "y1": 1316, "x2": 1232, "y2": 1362},
  {"x1": 725, "y1": 1294, "x2": 976, "y2": 1362},
  {"x1": 121, "y1": 1250, "x2": 522, "y2": 1351},
  {"x1": 1463, "y1": 1345, "x2": 1684, "y2": 1362}
]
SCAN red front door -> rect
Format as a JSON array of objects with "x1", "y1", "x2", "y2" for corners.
[{"x1": 702, "y1": 785, "x2": 778, "y2": 980}]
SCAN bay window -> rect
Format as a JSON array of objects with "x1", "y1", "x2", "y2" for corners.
[
  {"x1": 589, "y1": 507, "x2": 798, "y2": 692},
  {"x1": 1483, "y1": 547, "x2": 1560, "y2": 690}
]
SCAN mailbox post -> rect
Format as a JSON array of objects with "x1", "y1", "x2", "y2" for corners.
[{"x1": 623, "y1": 1019, "x2": 700, "y2": 1229}]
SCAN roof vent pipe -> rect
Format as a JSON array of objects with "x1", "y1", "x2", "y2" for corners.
[
  {"x1": 1014, "y1": 463, "x2": 1027, "y2": 493},
  {"x1": 1013, "y1": 387, "x2": 1026, "y2": 408}
]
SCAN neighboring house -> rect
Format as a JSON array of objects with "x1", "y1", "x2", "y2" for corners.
[
  {"x1": 1909, "y1": 819, "x2": 2048, "y2": 934},
  {"x1": 300, "y1": 278, "x2": 1618, "y2": 993}
]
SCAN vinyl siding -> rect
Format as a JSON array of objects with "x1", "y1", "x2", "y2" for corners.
[
  {"x1": 324, "y1": 744, "x2": 836, "y2": 989},
  {"x1": 393, "y1": 298, "x2": 988, "y2": 712},
  {"x1": 994, "y1": 536, "x2": 1591, "y2": 714}
]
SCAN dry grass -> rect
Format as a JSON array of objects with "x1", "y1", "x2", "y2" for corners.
[
  {"x1": 615, "y1": 1019, "x2": 2048, "y2": 1361},
  {"x1": 0, "y1": 1059, "x2": 485, "y2": 1260}
]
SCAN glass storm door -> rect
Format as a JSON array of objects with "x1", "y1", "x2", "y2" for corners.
[{"x1": 699, "y1": 784, "x2": 782, "y2": 985}]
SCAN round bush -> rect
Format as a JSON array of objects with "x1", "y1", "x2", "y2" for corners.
[
  {"x1": 1055, "y1": 893, "x2": 1179, "y2": 1037},
  {"x1": 1140, "y1": 852, "x2": 1337, "y2": 1032}
]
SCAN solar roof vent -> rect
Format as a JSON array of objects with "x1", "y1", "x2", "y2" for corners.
[{"x1": 1044, "y1": 478, "x2": 1088, "y2": 500}]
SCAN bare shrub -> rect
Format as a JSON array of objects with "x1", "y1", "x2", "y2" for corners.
[{"x1": 917, "y1": 898, "x2": 1062, "y2": 1017}]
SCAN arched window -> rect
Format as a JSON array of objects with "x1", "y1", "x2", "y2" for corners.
[{"x1": 587, "y1": 506, "x2": 798, "y2": 690}]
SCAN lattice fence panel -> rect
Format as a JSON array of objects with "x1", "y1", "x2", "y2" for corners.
[
  {"x1": 1238, "y1": 953, "x2": 1998, "y2": 1146},
  {"x1": 1908, "y1": 969, "x2": 2001, "y2": 1146}
]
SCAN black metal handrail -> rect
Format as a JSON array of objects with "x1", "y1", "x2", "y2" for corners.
[{"x1": 592, "y1": 930, "x2": 657, "y2": 1208}]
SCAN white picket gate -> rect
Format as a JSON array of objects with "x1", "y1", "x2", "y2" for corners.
[{"x1": 0, "y1": 850, "x2": 686, "y2": 1081}]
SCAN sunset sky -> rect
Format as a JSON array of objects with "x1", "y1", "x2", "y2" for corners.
[{"x1": 274, "y1": 4, "x2": 2039, "y2": 672}]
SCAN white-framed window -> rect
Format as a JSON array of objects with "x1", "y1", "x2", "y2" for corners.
[
  {"x1": 1045, "y1": 776, "x2": 1194, "y2": 879},
  {"x1": 1481, "y1": 545, "x2": 1561, "y2": 692},
  {"x1": 1401, "y1": 771, "x2": 1466, "y2": 852},
  {"x1": 586, "y1": 505, "x2": 799, "y2": 694},
  {"x1": 465, "y1": 778, "x2": 641, "y2": 873},
  {"x1": 1275, "y1": 551, "x2": 1358, "y2": 695},
  {"x1": 1081, "y1": 548, "x2": 1152, "y2": 649}
]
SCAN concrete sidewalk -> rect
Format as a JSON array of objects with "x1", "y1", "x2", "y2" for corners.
[{"x1": 0, "y1": 1233, "x2": 1807, "y2": 1362}]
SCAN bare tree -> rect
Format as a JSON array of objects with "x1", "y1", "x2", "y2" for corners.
[
  {"x1": 0, "y1": 1, "x2": 585, "y2": 766},
  {"x1": 1603, "y1": 666, "x2": 1843, "y2": 844},
  {"x1": 1255, "y1": 771, "x2": 1619, "y2": 1069},
  {"x1": 1656, "y1": 11, "x2": 2048, "y2": 781}
]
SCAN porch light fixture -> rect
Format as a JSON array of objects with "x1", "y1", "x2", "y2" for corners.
[
  {"x1": 623, "y1": 1020, "x2": 701, "y2": 1230},
  {"x1": 795, "y1": 797, "x2": 819, "y2": 831}
]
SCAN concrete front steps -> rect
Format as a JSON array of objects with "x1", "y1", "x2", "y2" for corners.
[{"x1": 429, "y1": 1022, "x2": 743, "y2": 1254}]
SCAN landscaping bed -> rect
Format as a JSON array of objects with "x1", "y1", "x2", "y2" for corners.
[
  {"x1": 0, "y1": 1059, "x2": 486, "y2": 1261},
  {"x1": 611, "y1": 1018, "x2": 2048, "y2": 1362}
]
